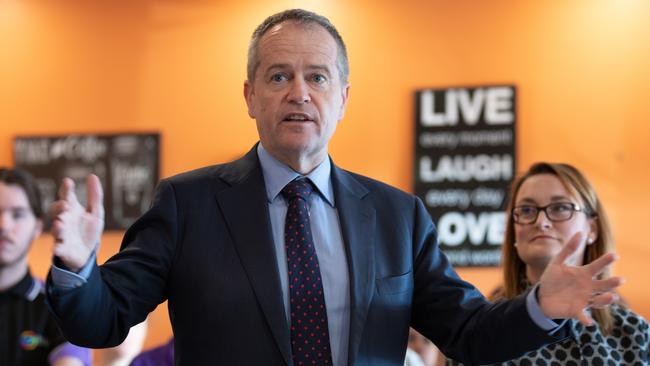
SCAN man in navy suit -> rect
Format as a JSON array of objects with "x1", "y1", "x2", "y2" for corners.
[{"x1": 47, "y1": 9, "x2": 622, "y2": 366}]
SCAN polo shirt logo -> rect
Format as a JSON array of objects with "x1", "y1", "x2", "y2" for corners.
[{"x1": 19, "y1": 330, "x2": 49, "y2": 350}]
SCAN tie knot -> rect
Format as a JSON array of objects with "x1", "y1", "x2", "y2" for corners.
[{"x1": 281, "y1": 179, "x2": 313, "y2": 202}]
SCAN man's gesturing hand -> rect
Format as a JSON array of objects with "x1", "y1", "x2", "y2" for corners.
[
  {"x1": 538, "y1": 232, "x2": 624, "y2": 326},
  {"x1": 50, "y1": 175, "x2": 105, "y2": 273}
]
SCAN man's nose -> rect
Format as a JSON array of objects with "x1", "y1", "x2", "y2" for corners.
[{"x1": 287, "y1": 78, "x2": 311, "y2": 104}]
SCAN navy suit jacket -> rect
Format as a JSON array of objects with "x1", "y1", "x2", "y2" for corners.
[{"x1": 47, "y1": 145, "x2": 567, "y2": 365}]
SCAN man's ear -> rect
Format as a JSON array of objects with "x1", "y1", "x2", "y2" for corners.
[
  {"x1": 337, "y1": 83, "x2": 350, "y2": 120},
  {"x1": 243, "y1": 80, "x2": 256, "y2": 119}
]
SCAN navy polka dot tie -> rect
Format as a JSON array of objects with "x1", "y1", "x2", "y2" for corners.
[{"x1": 281, "y1": 179, "x2": 333, "y2": 365}]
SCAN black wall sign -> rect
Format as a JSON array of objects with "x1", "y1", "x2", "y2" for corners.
[
  {"x1": 14, "y1": 133, "x2": 160, "y2": 230},
  {"x1": 414, "y1": 86, "x2": 516, "y2": 266}
]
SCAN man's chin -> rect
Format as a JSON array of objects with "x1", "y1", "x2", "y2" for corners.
[{"x1": 274, "y1": 139, "x2": 322, "y2": 156}]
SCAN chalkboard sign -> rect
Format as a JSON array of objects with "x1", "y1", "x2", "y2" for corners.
[
  {"x1": 13, "y1": 133, "x2": 160, "y2": 230},
  {"x1": 414, "y1": 86, "x2": 516, "y2": 267}
]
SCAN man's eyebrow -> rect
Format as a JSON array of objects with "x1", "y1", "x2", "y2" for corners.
[
  {"x1": 263, "y1": 64, "x2": 333, "y2": 75},
  {"x1": 3, "y1": 206, "x2": 30, "y2": 213},
  {"x1": 306, "y1": 65, "x2": 332, "y2": 74},
  {"x1": 265, "y1": 63, "x2": 291, "y2": 73}
]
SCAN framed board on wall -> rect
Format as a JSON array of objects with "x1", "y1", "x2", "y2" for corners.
[
  {"x1": 13, "y1": 133, "x2": 160, "y2": 230},
  {"x1": 414, "y1": 86, "x2": 516, "y2": 267}
]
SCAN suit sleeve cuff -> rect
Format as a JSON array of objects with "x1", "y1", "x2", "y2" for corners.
[
  {"x1": 50, "y1": 251, "x2": 97, "y2": 290},
  {"x1": 526, "y1": 284, "x2": 566, "y2": 334}
]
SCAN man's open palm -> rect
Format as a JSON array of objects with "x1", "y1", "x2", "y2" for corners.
[
  {"x1": 51, "y1": 175, "x2": 105, "y2": 272},
  {"x1": 538, "y1": 233, "x2": 623, "y2": 326}
]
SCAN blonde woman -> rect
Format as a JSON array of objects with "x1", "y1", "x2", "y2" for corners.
[{"x1": 448, "y1": 162, "x2": 649, "y2": 365}]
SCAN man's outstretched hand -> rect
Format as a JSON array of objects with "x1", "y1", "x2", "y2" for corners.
[
  {"x1": 538, "y1": 232, "x2": 623, "y2": 326},
  {"x1": 50, "y1": 175, "x2": 105, "y2": 273}
]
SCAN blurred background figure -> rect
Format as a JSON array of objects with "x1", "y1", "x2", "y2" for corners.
[
  {"x1": 129, "y1": 337, "x2": 173, "y2": 366},
  {"x1": 407, "y1": 328, "x2": 445, "y2": 366},
  {"x1": 448, "y1": 162, "x2": 650, "y2": 365},
  {"x1": 0, "y1": 167, "x2": 91, "y2": 366},
  {"x1": 96, "y1": 320, "x2": 148, "y2": 366}
]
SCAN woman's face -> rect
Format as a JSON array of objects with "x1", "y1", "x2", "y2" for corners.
[{"x1": 513, "y1": 174, "x2": 597, "y2": 271}]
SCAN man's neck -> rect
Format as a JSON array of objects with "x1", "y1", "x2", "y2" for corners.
[
  {"x1": 0, "y1": 260, "x2": 28, "y2": 292},
  {"x1": 269, "y1": 150, "x2": 327, "y2": 175}
]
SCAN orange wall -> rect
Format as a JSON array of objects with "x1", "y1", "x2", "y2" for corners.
[{"x1": 2, "y1": 0, "x2": 650, "y2": 350}]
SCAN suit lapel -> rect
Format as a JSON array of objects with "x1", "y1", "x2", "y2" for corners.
[
  {"x1": 215, "y1": 148, "x2": 292, "y2": 365},
  {"x1": 331, "y1": 164, "x2": 376, "y2": 366}
]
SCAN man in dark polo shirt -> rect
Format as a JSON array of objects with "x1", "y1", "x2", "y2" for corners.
[{"x1": 0, "y1": 168, "x2": 90, "y2": 366}]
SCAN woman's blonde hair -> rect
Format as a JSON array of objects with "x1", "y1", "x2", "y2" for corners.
[{"x1": 498, "y1": 162, "x2": 617, "y2": 334}]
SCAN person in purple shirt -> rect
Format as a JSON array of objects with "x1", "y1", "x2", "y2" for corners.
[{"x1": 130, "y1": 338, "x2": 174, "y2": 366}]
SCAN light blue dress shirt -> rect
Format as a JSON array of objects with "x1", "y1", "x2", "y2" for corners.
[{"x1": 257, "y1": 143, "x2": 350, "y2": 366}]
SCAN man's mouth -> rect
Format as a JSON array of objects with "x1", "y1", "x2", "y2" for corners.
[{"x1": 283, "y1": 113, "x2": 313, "y2": 122}]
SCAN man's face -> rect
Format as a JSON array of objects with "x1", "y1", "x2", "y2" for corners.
[
  {"x1": 244, "y1": 22, "x2": 350, "y2": 167},
  {"x1": 0, "y1": 182, "x2": 42, "y2": 268}
]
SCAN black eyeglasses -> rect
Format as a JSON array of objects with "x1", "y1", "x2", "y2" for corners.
[{"x1": 512, "y1": 202, "x2": 584, "y2": 224}]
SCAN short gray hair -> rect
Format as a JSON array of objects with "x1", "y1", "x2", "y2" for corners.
[{"x1": 247, "y1": 9, "x2": 349, "y2": 83}]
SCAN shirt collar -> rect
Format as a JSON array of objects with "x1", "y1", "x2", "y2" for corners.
[
  {"x1": 3, "y1": 270, "x2": 40, "y2": 301},
  {"x1": 257, "y1": 143, "x2": 334, "y2": 207}
]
